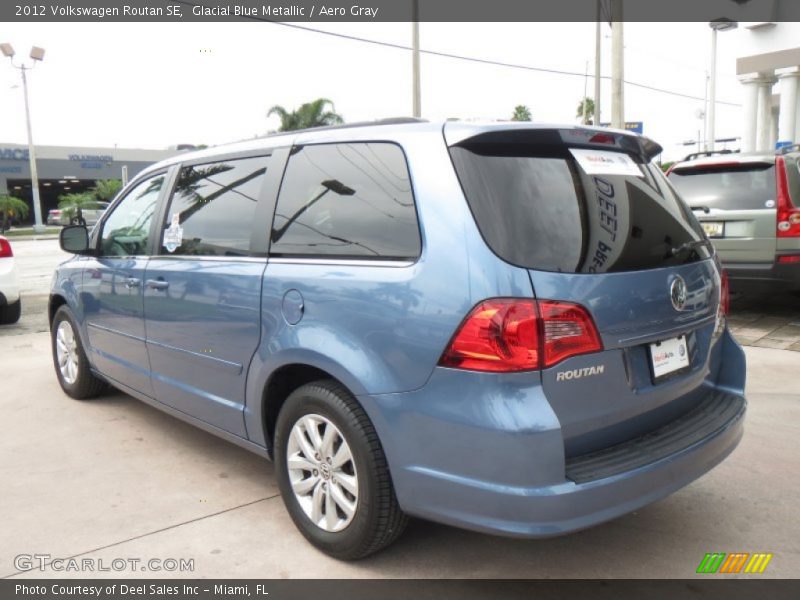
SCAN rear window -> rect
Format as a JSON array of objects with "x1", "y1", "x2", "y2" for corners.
[
  {"x1": 449, "y1": 143, "x2": 711, "y2": 273},
  {"x1": 668, "y1": 162, "x2": 776, "y2": 210}
]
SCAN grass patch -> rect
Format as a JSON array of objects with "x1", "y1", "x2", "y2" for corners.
[{"x1": 1, "y1": 228, "x2": 61, "y2": 237}]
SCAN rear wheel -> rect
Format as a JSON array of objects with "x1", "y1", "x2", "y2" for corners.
[
  {"x1": 274, "y1": 380, "x2": 407, "y2": 560},
  {"x1": 0, "y1": 299, "x2": 21, "y2": 324},
  {"x1": 51, "y1": 306, "x2": 106, "y2": 399}
]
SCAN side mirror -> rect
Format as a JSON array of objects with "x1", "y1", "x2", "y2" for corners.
[{"x1": 59, "y1": 225, "x2": 92, "y2": 255}]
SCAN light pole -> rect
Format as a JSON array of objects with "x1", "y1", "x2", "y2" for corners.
[
  {"x1": 1, "y1": 43, "x2": 46, "y2": 233},
  {"x1": 708, "y1": 19, "x2": 737, "y2": 153},
  {"x1": 411, "y1": 0, "x2": 421, "y2": 118}
]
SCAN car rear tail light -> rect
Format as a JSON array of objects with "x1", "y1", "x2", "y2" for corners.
[
  {"x1": 439, "y1": 298, "x2": 602, "y2": 372},
  {"x1": 777, "y1": 255, "x2": 800, "y2": 264},
  {"x1": 539, "y1": 301, "x2": 603, "y2": 367},
  {"x1": 720, "y1": 269, "x2": 730, "y2": 316},
  {"x1": 776, "y1": 156, "x2": 800, "y2": 238},
  {"x1": 0, "y1": 238, "x2": 12, "y2": 258}
]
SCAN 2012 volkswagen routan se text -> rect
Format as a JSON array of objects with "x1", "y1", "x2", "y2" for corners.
[{"x1": 50, "y1": 120, "x2": 746, "y2": 559}]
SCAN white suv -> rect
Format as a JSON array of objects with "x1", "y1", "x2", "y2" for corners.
[{"x1": 0, "y1": 235, "x2": 21, "y2": 324}]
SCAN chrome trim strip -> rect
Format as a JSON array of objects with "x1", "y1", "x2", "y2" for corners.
[
  {"x1": 146, "y1": 338, "x2": 243, "y2": 374},
  {"x1": 147, "y1": 255, "x2": 268, "y2": 264},
  {"x1": 268, "y1": 257, "x2": 415, "y2": 268},
  {"x1": 86, "y1": 322, "x2": 146, "y2": 343}
]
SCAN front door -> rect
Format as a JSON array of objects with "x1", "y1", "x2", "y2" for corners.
[{"x1": 81, "y1": 173, "x2": 166, "y2": 395}]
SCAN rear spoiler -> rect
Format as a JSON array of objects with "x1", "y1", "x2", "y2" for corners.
[{"x1": 443, "y1": 123, "x2": 663, "y2": 162}]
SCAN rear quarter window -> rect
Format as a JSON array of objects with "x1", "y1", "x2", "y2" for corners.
[{"x1": 270, "y1": 142, "x2": 421, "y2": 260}]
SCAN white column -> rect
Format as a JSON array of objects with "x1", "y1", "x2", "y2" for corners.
[
  {"x1": 756, "y1": 75, "x2": 777, "y2": 152},
  {"x1": 777, "y1": 69, "x2": 800, "y2": 145},
  {"x1": 740, "y1": 76, "x2": 760, "y2": 152},
  {"x1": 770, "y1": 107, "x2": 779, "y2": 150}
]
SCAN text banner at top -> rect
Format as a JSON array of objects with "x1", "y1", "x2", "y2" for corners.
[{"x1": 5, "y1": 0, "x2": 800, "y2": 22}]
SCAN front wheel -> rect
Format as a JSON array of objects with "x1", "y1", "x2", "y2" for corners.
[
  {"x1": 274, "y1": 380, "x2": 408, "y2": 560},
  {"x1": 51, "y1": 306, "x2": 106, "y2": 399}
]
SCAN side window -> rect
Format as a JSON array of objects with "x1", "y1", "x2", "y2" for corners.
[
  {"x1": 270, "y1": 143, "x2": 421, "y2": 260},
  {"x1": 160, "y1": 157, "x2": 267, "y2": 257},
  {"x1": 99, "y1": 175, "x2": 164, "y2": 257}
]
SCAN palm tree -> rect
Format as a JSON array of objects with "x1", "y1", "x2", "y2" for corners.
[
  {"x1": 576, "y1": 97, "x2": 596, "y2": 125},
  {"x1": 511, "y1": 105, "x2": 532, "y2": 122},
  {"x1": 58, "y1": 192, "x2": 96, "y2": 225},
  {"x1": 0, "y1": 194, "x2": 29, "y2": 232},
  {"x1": 267, "y1": 98, "x2": 344, "y2": 132},
  {"x1": 91, "y1": 179, "x2": 123, "y2": 203}
]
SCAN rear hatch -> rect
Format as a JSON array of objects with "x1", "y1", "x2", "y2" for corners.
[
  {"x1": 667, "y1": 159, "x2": 777, "y2": 264},
  {"x1": 446, "y1": 125, "x2": 723, "y2": 456}
]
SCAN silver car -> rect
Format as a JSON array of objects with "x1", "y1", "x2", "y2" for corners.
[
  {"x1": 47, "y1": 201, "x2": 110, "y2": 227},
  {"x1": 668, "y1": 146, "x2": 800, "y2": 292}
]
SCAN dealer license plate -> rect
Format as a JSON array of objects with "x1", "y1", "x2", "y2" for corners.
[
  {"x1": 702, "y1": 222, "x2": 724, "y2": 238},
  {"x1": 649, "y1": 335, "x2": 690, "y2": 382}
]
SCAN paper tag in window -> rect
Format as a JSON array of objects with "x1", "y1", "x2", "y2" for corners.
[
  {"x1": 570, "y1": 148, "x2": 643, "y2": 177},
  {"x1": 163, "y1": 213, "x2": 182, "y2": 253}
]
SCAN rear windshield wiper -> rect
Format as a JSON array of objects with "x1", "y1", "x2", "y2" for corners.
[{"x1": 667, "y1": 239, "x2": 713, "y2": 258}]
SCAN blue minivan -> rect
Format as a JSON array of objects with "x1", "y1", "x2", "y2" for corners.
[{"x1": 51, "y1": 120, "x2": 746, "y2": 559}]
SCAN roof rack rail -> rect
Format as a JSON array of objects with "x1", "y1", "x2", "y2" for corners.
[
  {"x1": 260, "y1": 117, "x2": 428, "y2": 139},
  {"x1": 777, "y1": 143, "x2": 800, "y2": 155},
  {"x1": 683, "y1": 149, "x2": 739, "y2": 161}
]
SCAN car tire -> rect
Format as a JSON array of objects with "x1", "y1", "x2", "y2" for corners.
[
  {"x1": 0, "y1": 299, "x2": 21, "y2": 324},
  {"x1": 51, "y1": 305, "x2": 107, "y2": 399},
  {"x1": 274, "y1": 379, "x2": 408, "y2": 560}
]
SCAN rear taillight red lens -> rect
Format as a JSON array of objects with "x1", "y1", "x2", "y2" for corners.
[
  {"x1": 0, "y1": 238, "x2": 12, "y2": 258},
  {"x1": 439, "y1": 298, "x2": 602, "y2": 372},
  {"x1": 776, "y1": 157, "x2": 800, "y2": 238},
  {"x1": 777, "y1": 255, "x2": 800, "y2": 264},
  {"x1": 538, "y1": 301, "x2": 603, "y2": 367},
  {"x1": 720, "y1": 270, "x2": 730, "y2": 316}
]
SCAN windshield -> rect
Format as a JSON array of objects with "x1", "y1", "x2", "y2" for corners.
[
  {"x1": 668, "y1": 162, "x2": 776, "y2": 211},
  {"x1": 449, "y1": 144, "x2": 711, "y2": 273}
]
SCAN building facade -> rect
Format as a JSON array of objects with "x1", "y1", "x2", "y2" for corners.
[
  {"x1": 0, "y1": 143, "x2": 179, "y2": 224},
  {"x1": 734, "y1": 21, "x2": 800, "y2": 152}
]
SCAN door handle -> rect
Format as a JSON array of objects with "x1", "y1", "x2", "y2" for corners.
[
  {"x1": 146, "y1": 279, "x2": 170, "y2": 291},
  {"x1": 124, "y1": 278, "x2": 140, "y2": 288}
]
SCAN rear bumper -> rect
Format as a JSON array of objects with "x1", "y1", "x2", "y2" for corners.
[
  {"x1": 0, "y1": 263, "x2": 20, "y2": 305},
  {"x1": 724, "y1": 257, "x2": 800, "y2": 290},
  {"x1": 361, "y1": 333, "x2": 746, "y2": 538}
]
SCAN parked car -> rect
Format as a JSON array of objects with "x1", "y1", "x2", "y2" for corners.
[
  {"x1": 50, "y1": 120, "x2": 746, "y2": 559},
  {"x1": 667, "y1": 145, "x2": 800, "y2": 292},
  {"x1": 0, "y1": 235, "x2": 21, "y2": 324},
  {"x1": 47, "y1": 201, "x2": 110, "y2": 226}
]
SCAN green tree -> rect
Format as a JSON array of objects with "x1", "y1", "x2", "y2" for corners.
[
  {"x1": 576, "y1": 97, "x2": 596, "y2": 124},
  {"x1": 0, "y1": 194, "x2": 29, "y2": 232},
  {"x1": 58, "y1": 191, "x2": 96, "y2": 225},
  {"x1": 267, "y1": 98, "x2": 344, "y2": 132},
  {"x1": 91, "y1": 179, "x2": 123, "y2": 202},
  {"x1": 511, "y1": 105, "x2": 532, "y2": 121},
  {"x1": 660, "y1": 161, "x2": 675, "y2": 173}
]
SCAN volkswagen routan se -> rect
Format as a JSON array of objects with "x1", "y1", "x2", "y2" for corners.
[{"x1": 51, "y1": 120, "x2": 746, "y2": 559}]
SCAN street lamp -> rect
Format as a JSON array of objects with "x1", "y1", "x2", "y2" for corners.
[
  {"x1": 2, "y1": 43, "x2": 46, "y2": 233},
  {"x1": 707, "y1": 19, "x2": 737, "y2": 152}
]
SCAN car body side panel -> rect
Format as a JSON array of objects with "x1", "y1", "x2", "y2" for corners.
[{"x1": 243, "y1": 128, "x2": 534, "y2": 448}]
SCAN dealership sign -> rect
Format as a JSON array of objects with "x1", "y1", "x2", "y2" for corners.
[{"x1": 0, "y1": 148, "x2": 29, "y2": 161}]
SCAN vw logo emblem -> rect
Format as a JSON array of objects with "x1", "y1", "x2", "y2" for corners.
[{"x1": 670, "y1": 276, "x2": 688, "y2": 311}]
